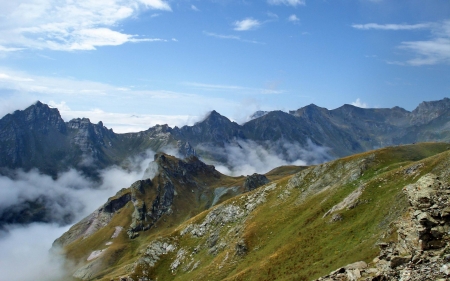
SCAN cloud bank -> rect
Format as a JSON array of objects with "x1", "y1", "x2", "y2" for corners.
[
  {"x1": 0, "y1": 149, "x2": 157, "y2": 280},
  {"x1": 199, "y1": 139, "x2": 332, "y2": 176}
]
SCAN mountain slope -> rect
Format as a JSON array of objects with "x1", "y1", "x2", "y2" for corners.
[
  {"x1": 54, "y1": 142, "x2": 450, "y2": 281},
  {"x1": 53, "y1": 153, "x2": 285, "y2": 280}
]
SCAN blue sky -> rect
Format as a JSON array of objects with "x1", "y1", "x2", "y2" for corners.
[{"x1": 0, "y1": 0, "x2": 449, "y2": 132}]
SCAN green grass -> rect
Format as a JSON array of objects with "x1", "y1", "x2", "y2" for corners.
[{"x1": 63, "y1": 142, "x2": 450, "y2": 281}]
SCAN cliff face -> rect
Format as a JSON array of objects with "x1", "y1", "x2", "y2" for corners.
[{"x1": 0, "y1": 101, "x2": 68, "y2": 174}]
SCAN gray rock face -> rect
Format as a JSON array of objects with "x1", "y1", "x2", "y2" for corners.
[{"x1": 243, "y1": 173, "x2": 270, "y2": 192}]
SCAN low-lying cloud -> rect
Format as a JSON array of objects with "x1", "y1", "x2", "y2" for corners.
[
  {"x1": 0, "y1": 150, "x2": 156, "y2": 280},
  {"x1": 199, "y1": 139, "x2": 332, "y2": 176}
]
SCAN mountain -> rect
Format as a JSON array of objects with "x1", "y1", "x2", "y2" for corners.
[
  {"x1": 2, "y1": 98, "x2": 449, "y2": 178},
  {"x1": 1, "y1": 98, "x2": 449, "y2": 227},
  {"x1": 53, "y1": 142, "x2": 450, "y2": 280},
  {"x1": 53, "y1": 152, "x2": 302, "y2": 280}
]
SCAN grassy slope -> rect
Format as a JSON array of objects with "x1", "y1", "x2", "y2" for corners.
[
  {"x1": 67, "y1": 143, "x2": 450, "y2": 281},
  {"x1": 62, "y1": 156, "x2": 250, "y2": 280},
  {"x1": 123, "y1": 143, "x2": 449, "y2": 280}
]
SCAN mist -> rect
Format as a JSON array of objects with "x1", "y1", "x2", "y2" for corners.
[
  {"x1": 0, "y1": 150, "x2": 155, "y2": 281},
  {"x1": 199, "y1": 139, "x2": 332, "y2": 176}
]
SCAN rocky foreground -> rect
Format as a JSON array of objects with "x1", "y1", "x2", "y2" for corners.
[{"x1": 316, "y1": 172, "x2": 450, "y2": 281}]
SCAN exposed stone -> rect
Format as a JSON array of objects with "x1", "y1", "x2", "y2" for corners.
[
  {"x1": 235, "y1": 239, "x2": 248, "y2": 256},
  {"x1": 243, "y1": 173, "x2": 270, "y2": 192}
]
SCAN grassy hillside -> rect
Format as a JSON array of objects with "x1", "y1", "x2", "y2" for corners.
[{"x1": 60, "y1": 143, "x2": 450, "y2": 281}]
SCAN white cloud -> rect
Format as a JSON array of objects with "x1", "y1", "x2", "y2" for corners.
[
  {"x1": 0, "y1": 73, "x2": 34, "y2": 82},
  {"x1": 191, "y1": 5, "x2": 200, "y2": 11},
  {"x1": 139, "y1": 0, "x2": 171, "y2": 11},
  {"x1": 203, "y1": 31, "x2": 263, "y2": 44},
  {"x1": 57, "y1": 108, "x2": 201, "y2": 133},
  {"x1": 0, "y1": 68, "x2": 240, "y2": 122},
  {"x1": 200, "y1": 139, "x2": 331, "y2": 176},
  {"x1": 267, "y1": 0, "x2": 306, "y2": 7},
  {"x1": 0, "y1": 149, "x2": 158, "y2": 280},
  {"x1": 0, "y1": 223, "x2": 69, "y2": 281},
  {"x1": 353, "y1": 20, "x2": 450, "y2": 66},
  {"x1": 233, "y1": 18, "x2": 261, "y2": 31},
  {"x1": 352, "y1": 23, "x2": 432, "y2": 30},
  {"x1": 0, "y1": 45, "x2": 23, "y2": 52},
  {"x1": 0, "y1": 0, "x2": 171, "y2": 51},
  {"x1": 399, "y1": 21, "x2": 450, "y2": 66},
  {"x1": 351, "y1": 98, "x2": 368, "y2": 108},
  {"x1": 288, "y1": 14, "x2": 300, "y2": 22}
]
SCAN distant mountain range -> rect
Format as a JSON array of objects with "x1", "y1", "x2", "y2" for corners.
[{"x1": 1, "y1": 98, "x2": 449, "y2": 178}]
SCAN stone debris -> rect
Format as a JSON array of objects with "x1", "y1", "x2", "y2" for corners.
[
  {"x1": 87, "y1": 249, "x2": 106, "y2": 261},
  {"x1": 323, "y1": 185, "x2": 365, "y2": 218},
  {"x1": 315, "y1": 173, "x2": 450, "y2": 281},
  {"x1": 112, "y1": 226, "x2": 123, "y2": 239},
  {"x1": 138, "y1": 239, "x2": 176, "y2": 268}
]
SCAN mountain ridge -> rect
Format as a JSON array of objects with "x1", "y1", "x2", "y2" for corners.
[
  {"x1": 53, "y1": 142, "x2": 450, "y2": 280},
  {"x1": 1, "y1": 98, "x2": 449, "y2": 227}
]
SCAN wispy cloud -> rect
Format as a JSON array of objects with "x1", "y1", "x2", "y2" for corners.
[
  {"x1": 0, "y1": 45, "x2": 24, "y2": 52},
  {"x1": 203, "y1": 31, "x2": 263, "y2": 44},
  {"x1": 353, "y1": 20, "x2": 450, "y2": 66},
  {"x1": 0, "y1": 68, "x2": 240, "y2": 120},
  {"x1": 184, "y1": 82, "x2": 285, "y2": 95},
  {"x1": 191, "y1": 5, "x2": 200, "y2": 11},
  {"x1": 400, "y1": 38, "x2": 450, "y2": 66},
  {"x1": 0, "y1": 0, "x2": 172, "y2": 52},
  {"x1": 351, "y1": 98, "x2": 368, "y2": 108},
  {"x1": 288, "y1": 14, "x2": 300, "y2": 23},
  {"x1": 267, "y1": 0, "x2": 306, "y2": 7},
  {"x1": 352, "y1": 23, "x2": 432, "y2": 30},
  {"x1": 233, "y1": 18, "x2": 261, "y2": 31},
  {"x1": 267, "y1": 12, "x2": 279, "y2": 19}
]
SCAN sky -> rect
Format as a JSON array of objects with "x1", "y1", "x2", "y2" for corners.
[{"x1": 0, "y1": 0, "x2": 449, "y2": 132}]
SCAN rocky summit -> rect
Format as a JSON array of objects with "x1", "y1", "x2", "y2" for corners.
[
  {"x1": 1, "y1": 98, "x2": 450, "y2": 178},
  {"x1": 53, "y1": 143, "x2": 450, "y2": 281}
]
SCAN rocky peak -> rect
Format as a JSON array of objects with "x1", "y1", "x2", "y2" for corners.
[
  {"x1": 153, "y1": 153, "x2": 220, "y2": 180},
  {"x1": 7, "y1": 100, "x2": 66, "y2": 133},
  {"x1": 249, "y1": 110, "x2": 269, "y2": 120},
  {"x1": 67, "y1": 117, "x2": 114, "y2": 155},
  {"x1": 201, "y1": 110, "x2": 234, "y2": 126},
  {"x1": 290, "y1": 104, "x2": 328, "y2": 118},
  {"x1": 411, "y1": 98, "x2": 450, "y2": 125},
  {"x1": 173, "y1": 110, "x2": 244, "y2": 145}
]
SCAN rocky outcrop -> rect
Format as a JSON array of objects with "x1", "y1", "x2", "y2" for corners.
[
  {"x1": 315, "y1": 173, "x2": 450, "y2": 281},
  {"x1": 176, "y1": 141, "x2": 197, "y2": 158},
  {"x1": 243, "y1": 173, "x2": 270, "y2": 192}
]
